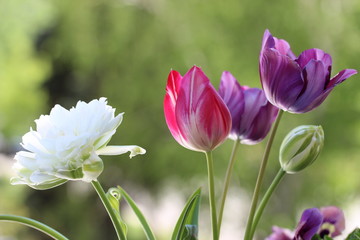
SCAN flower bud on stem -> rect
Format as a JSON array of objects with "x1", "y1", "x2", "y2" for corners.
[{"x1": 280, "y1": 125, "x2": 324, "y2": 174}]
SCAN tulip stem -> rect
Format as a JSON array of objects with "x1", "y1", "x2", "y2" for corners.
[
  {"x1": 217, "y1": 139, "x2": 241, "y2": 235},
  {"x1": 205, "y1": 151, "x2": 219, "y2": 240},
  {"x1": 92, "y1": 180, "x2": 127, "y2": 240},
  {"x1": 250, "y1": 168, "x2": 286, "y2": 239},
  {"x1": 0, "y1": 214, "x2": 69, "y2": 240},
  {"x1": 243, "y1": 109, "x2": 283, "y2": 240}
]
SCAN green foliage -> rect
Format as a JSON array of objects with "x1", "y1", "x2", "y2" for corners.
[
  {"x1": 346, "y1": 228, "x2": 360, "y2": 240},
  {"x1": 172, "y1": 188, "x2": 201, "y2": 240},
  {"x1": 106, "y1": 188, "x2": 128, "y2": 236},
  {"x1": 118, "y1": 186, "x2": 156, "y2": 240},
  {"x1": 312, "y1": 234, "x2": 333, "y2": 240}
]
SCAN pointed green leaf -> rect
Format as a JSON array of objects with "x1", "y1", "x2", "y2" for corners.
[
  {"x1": 106, "y1": 187, "x2": 128, "y2": 235},
  {"x1": 117, "y1": 186, "x2": 156, "y2": 240},
  {"x1": 171, "y1": 188, "x2": 201, "y2": 240},
  {"x1": 346, "y1": 228, "x2": 360, "y2": 240}
]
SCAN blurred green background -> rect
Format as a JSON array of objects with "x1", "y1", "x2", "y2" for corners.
[{"x1": 0, "y1": 0, "x2": 359, "y2": 239}]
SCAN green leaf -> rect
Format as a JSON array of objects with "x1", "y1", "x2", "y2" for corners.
[
  {"x1": 106, "y1": 188, "x2": 128, "y2": 235},
  {"x1": 346, "y1": 228, "x2": 360, "y2": 240},
  {"x1": 171, "y1": 188, "x2": 201, "y2": 240},
  {"x1": 183, "y1": 224, "x2": 198, "y2": 240},
  {"x1": 117, "y1": 186, "x2": 156, "y2": 240},
  {"x1": 311, "y1": 234, "x2": 333, "y2": 240}
]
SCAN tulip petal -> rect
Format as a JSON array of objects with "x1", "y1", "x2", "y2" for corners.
[
  {"x1": 261, "y1": 29, "x2": 276, "y2": 54},
  {"x1": 164, "y1": 71, "x2": 191, "y2": 148},
  {"x1": 274, "y1": 38, "x2": 296, "y2": 59},
  {"x1": 241, "y1": 91, "x2": 279, "y2": 144},
  {"x1": 240, "y1": 88, "x2": 266, "y2": 132},
  {"x1": 289, "y1": 60, "x2": 327, "y2": 113},
  {"x1": 260, "y1": 48, "x2": 304, "y2": 111},
  {"x1": 176, "y1": 66, "x2": 231, "y2": 152},
  {"x1": 297, "y1": 49, "x2": 332, "y2": 70},
  {"x1": 261, "y1": 29, "x2": 296, "y2": 59},
  {"x1": 96, "y1": 145, "x2": 146, "y2": 158},
  {"x1": 219, "y1": 71, "x2": 244, "y2": 138},
  {"x1": 294, "y1": 68, "x2": 357, "y2": 113},
  {"x1": 327, "y1": 69, "x2": 357, "y2": 89}
]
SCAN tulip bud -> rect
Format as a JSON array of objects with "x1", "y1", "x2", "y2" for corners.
[{"x1": 279, "y1": 125, "x2": 324, "y2": 174}]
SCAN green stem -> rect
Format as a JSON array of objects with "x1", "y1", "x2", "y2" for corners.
[
  {"x1": 205, "y1": 151, "x2": 219, "y2": 240},
  {"x1": 0, "y1": 214, "x2": 69, "y2": 240},
  {"x1": 243, "y1": 109, "x2": 283, "y2": 240},
  {"x1": 250, "y1": 168, "x2": 286, "y2": 239},
  {"x1": 91, "y1": 180, "x2": 127, "y2": 240},
  {"x1": 217, "y1": 139, "x2": 240, "y2": 234}
]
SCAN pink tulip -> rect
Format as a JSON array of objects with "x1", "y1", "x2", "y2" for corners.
[{"x1": 164, "y1": 66, "x2": 231, "y2": 152}]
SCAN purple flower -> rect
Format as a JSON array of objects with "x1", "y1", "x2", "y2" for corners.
[
  {"x1": 294, "y1": 208, "x2": 323, "y2": 240},
  {"x1": 218, "y1": 71, "x2": 279, "y2": 144},
  {"x1": 259, "y1": 29, "x2": 357, "y2": 113},
  {"x1": 265, "y1": 226, "x2": 293, "y2": 240},
  {"x1": 319, "y1": 206, "x2": 345, "y2": 238},
  {"x1": 266, "y1": 206, "x2": 346, "y2": 240}
]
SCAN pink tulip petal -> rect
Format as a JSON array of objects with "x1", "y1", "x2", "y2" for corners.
[
  {"x1": 175, "y1": 66, "x2": 231, "y2": 152},
  {"x1": 164, "y1": 71, "x2": 189, "y2": 148}
]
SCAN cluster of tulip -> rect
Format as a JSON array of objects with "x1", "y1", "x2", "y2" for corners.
[
  {"x1": 163, "y1": 29, "x2": 357, "y2": 240},
  {"x1": 0, "y1": 30, "x2": 358, "y2": 240}
]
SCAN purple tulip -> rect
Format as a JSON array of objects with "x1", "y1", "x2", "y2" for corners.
[
  {"x1": 319, "y1": 206, "x2": 345, "y2": 238},
  {"x1": 259, "y1": 29, "x2": 357, "y2": 113},
  {"x1": 218, "y1": 71, "x2": 279, "y2": 144},
  {"x1": 294, "y1": 208, "x2": 323, "y2": 240}
]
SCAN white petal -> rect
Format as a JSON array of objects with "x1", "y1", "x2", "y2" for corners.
[{"x1": 96, "y1": 145, "x2": 146, "y2": 158}]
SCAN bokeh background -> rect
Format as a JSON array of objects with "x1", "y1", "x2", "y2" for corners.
[{"x1": 0, "y1": 0, "x2": 359, "y2": 239}]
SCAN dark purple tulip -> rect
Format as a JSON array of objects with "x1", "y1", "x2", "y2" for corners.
[
  {"x1": 294, "y1": 208, "x2": 323, "y2": 240},
  {"x1": 260, "y1": 29, "x2": 357, "y2": 113},
  {"x1": 265, "y1": 226, "x2": 293, "y2": 240},
  {"x1": 219, "y1": 71, "x2": 279, "y2": 144},
  {"x1": 319, "y1": 206, "x2": 345, "y2": 238}
]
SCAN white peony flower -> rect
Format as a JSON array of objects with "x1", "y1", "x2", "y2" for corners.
[{"x1": 11, "y1": 98, "x2": 146, "y2": 190}]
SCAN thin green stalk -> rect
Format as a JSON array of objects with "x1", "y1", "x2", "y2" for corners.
[
  {"x1": 243, "y1": 110, "x2": 283, "y2": 240},
  {"x1": 205, "y1": 151, "x2": 219, "y2": 240},
  {"x1": 91, "y1": 180, "x2": 127, "y2": 240},
  {"x1": 218, "y1": 139, "x2": 240, "y2": 234},
  {"x1": 250, "y1": 169, "x2": 286, "y2": 239},
  {"x1": 0, "y1": 214, "x2": 69, "y2": 240}
]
